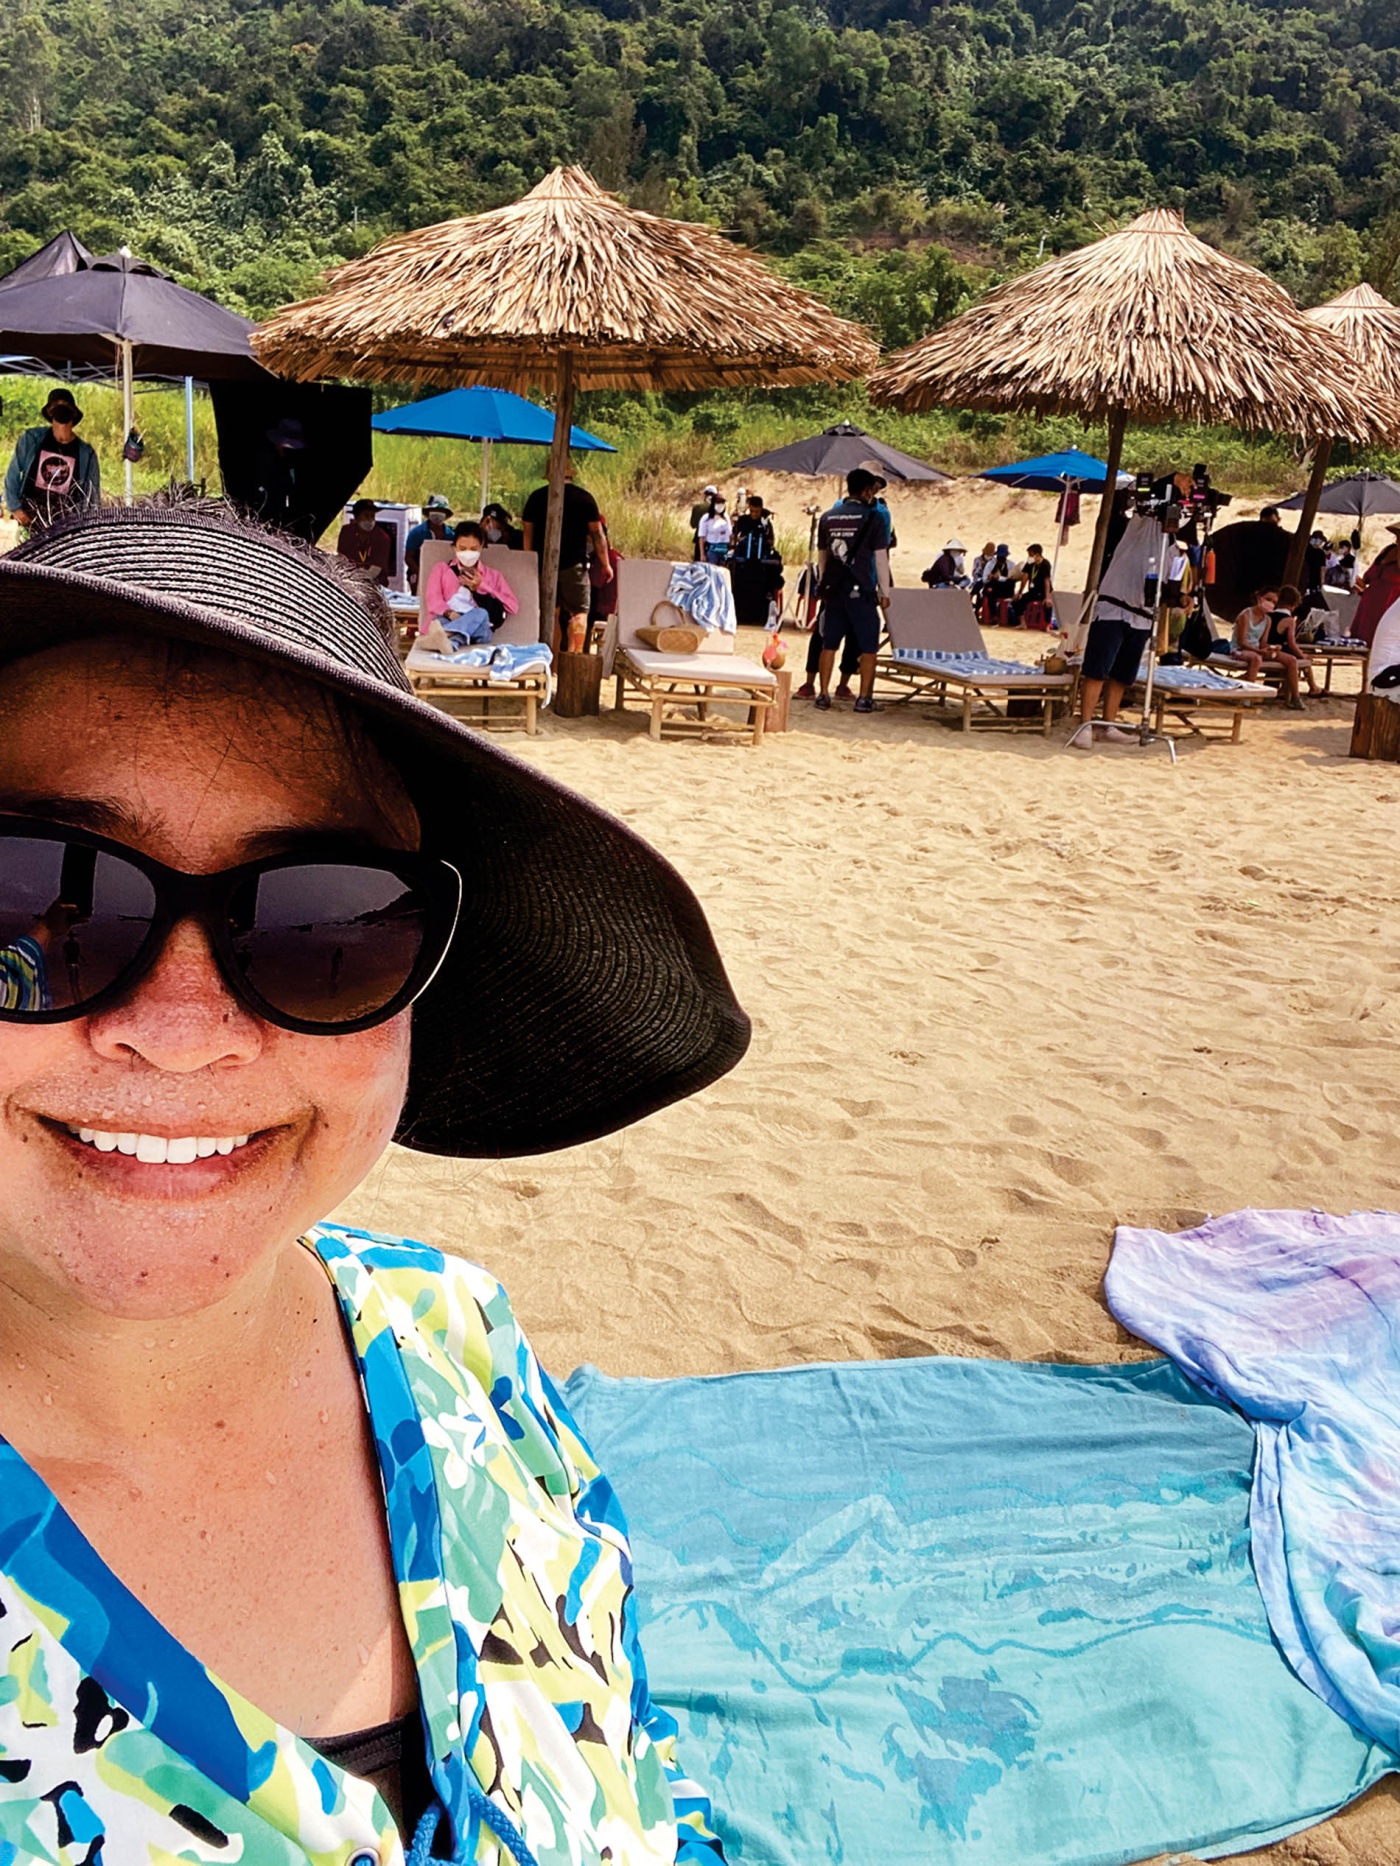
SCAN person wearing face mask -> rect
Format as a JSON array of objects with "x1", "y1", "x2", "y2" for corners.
[
  {"x1": 697, "y1": 495, "x2": 732, "y2": 564},
  {"x1": 334, "y1": 499, "x2": 392, "y2": 586},
  {"x1": 922, "y1": 538, "x2": 967, "y2": 588},
  {"x1": 403, "y1": 495, "x2": 454, "y2": 594},
  {"x1": 481, "y1": 501, "x2": 523, "y2": 550},
  {"x1": 422, "y1": 522, "x2": 518, "y2": 645}
]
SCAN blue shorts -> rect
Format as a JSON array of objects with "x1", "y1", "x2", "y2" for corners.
[{"x1": 819, "y1": 592, "x2": 882, "y2": 656}]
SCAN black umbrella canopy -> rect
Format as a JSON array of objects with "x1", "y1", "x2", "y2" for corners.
[
  {"x1": 734, "y1": 420, "x2": 950, "y2": 482},
  {"x1": 1277, "y1": 472, "x2": 1400, "y2": 519},
  {"x1": 0, "y1": 244, "x2": 268, "y2": 382},
  {"x1": 0, "y1": 231, "x2": 95, "y2": 287}
]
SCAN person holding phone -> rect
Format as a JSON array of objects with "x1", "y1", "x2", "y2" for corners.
[{"x1": 422, "y1": 521, "x2": 518, "y2": 644}]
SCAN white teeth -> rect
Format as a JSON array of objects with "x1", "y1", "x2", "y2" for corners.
[{"x1": 65, "y1": 1126, "x2": 254, "y2": 1162}]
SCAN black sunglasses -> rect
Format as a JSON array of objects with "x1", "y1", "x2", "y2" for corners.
[{"x1": 0, "y1": 816, "x2": 462, "y2": 1036}]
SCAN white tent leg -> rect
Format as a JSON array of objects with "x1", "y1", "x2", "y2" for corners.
[
  {"x1": 121, "y1": 339, "x2": 135, "y2": 504},
  {"x1": 184, "y1": 377, "x2": 196, "y2": 486}
]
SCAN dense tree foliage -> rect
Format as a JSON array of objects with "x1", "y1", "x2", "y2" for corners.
[{"x1": 0, "y1": 0, "x2": 1396, "y2": 336}]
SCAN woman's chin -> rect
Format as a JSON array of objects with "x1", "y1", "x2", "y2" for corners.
[
  {"x1": 21, "y1": 1125, "x2": 315, "y2": 1317},
  {"x1": 42, "y1": 1233, "x2": 279, "y2": 1320}
]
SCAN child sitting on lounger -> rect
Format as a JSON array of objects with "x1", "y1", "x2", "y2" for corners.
[
  {"x1": 1265, "y1": 584, "x2": 1319, "y2": 709},
  {"x1": 423, "y1": 522, "x2": 518, "y2": 645},
  {"x1": 1232, "y1": 585, "x2": 1276, "y2": 682}
]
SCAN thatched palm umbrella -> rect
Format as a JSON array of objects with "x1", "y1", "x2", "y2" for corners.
[
  {"x1": 254, "y1": 168, "x2": 877, "y2": 635},
  {"x1": 1284, "y1": 285, "x2": 1400, "y2": 586},
  {"x1": 868, "y1": 209, "x2": 1390, "y2": 610}
]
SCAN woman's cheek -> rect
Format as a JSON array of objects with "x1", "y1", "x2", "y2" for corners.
[{"x1": 300, "y1": 1015, "x2": 412, "y2": 1159}]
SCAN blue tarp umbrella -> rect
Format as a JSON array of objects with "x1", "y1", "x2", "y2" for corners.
[
  {"x1": 977, "y1": 450, "x2": 1135, "y2": 578},
  {"x1": 977, "y1": 449, "x2": 1133, "y2": 493},
  {"x1": 371, "y1": 385, "x2": 614, "y2": 508}
]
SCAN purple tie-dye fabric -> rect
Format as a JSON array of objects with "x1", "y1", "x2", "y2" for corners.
[{"x1": 1106, "y1": 1207, "x2": 1400, "y2": 1755}]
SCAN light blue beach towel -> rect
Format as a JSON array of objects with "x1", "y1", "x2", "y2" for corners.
[
  {"x1": 1108, "y1": 1207, "x2": 1400, "y2": 1758},
  {"x1": 565, "y1": 1350, "x2": 1392, "y2": 1866}
]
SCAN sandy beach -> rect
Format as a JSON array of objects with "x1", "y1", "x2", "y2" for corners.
[
  {"x1": 337, "y1": 617, "x2": 1400, "y2": 1862},
  {"x1": 735, "y1": 473, "x2": 1396, "y2": 600},
  {"x1": 6, "y1": 493, "x2": 1393, "y2": 1858}
]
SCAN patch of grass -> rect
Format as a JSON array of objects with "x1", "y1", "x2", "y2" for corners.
[{"x1": 6, "y1": 375, "x2": 1386, "y2": 530}]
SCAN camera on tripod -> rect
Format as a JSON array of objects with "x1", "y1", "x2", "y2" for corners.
[{"x1": 1133, "y1": 463, "x2": 1231, "y2": 532}]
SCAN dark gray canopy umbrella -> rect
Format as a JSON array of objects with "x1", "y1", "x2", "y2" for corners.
[
  {"x1": 0, "y1": 239, "x2": 272, "y2": 496},
  {"x1": 734, "y1": 420, "x2": 949, "y2": 482},
  {"x1": 0, "y1": 245, "x2": 264, "y2": 382},
  {"x1": 0, "y1": 231, "x2": 95, "y2": 288},
  {"x1": 1277, "y1": 472, "x2": 1400, "y2": 519}
]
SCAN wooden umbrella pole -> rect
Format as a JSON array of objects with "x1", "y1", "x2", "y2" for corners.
[
  {"x1": 1079, "y1": 408, "x2": 1127, "y2": 624},
  {"x1": 1283, "y1": 436, "x2": 1333, "y2": 592},
  {"x1": 538, "y1": 351, "x2": 575, "y2": 645}
]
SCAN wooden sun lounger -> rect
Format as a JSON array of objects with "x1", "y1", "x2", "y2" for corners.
[
  {"x1": 1132, "y1": 660, "x2": 1278, "y2": 742},
  {"x1": 875, "y1": 588, "x2": 1073, "y2": 735},
  {"x1": 606, "y1": 559, "x2": 776, "y2": 745},
  {"x1": 405, "y1": 543, "x2": 549, "y2": 734}
]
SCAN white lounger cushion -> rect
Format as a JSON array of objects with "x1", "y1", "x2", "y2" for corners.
[{"x1": 621, "y1": 648, "x2": 777, "y2": 685}]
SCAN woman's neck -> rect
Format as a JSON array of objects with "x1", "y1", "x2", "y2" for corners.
[{"x1": 0, "y1": 1240, "x2": 327, "y2": 1455}]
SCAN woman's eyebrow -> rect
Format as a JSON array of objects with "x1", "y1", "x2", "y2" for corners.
[
  {"x1": 0, "y1": 798, "x2": 395, "y2": 860},
  {"x1": 236, "y1": 824, "x2": 396, "y2": 859},
  {"x1": 0, "y1": 794, "x2": 135, "y2": 837}
]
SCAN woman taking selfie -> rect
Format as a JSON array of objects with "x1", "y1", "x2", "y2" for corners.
[{"x1": 0, "y1": 506, "x2": 745, "y2": 1865}]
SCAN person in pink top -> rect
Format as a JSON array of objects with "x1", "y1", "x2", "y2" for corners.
[{"x1": 422, "y1": 523, "x2": 518, "y2": 644}]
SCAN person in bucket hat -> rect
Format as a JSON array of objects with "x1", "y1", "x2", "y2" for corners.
[
  {"x1": 3, "y1": 388, "x2": 101, "y2": 530},
  {"x1": 404, "y1": 492, "x2": 455, "y2": 593},
  {"x1": 0, "y1": 504, "x2": 740, "y2": 1865}
]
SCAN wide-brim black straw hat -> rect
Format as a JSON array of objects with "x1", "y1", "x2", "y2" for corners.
[{"x1": 0, "y1": 505, "x2": 751, "y2": 1156}]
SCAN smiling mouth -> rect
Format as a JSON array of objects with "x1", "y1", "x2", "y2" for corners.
[{"x1": 64, "y1": 1126, "x2": 254, "y2": 1164}]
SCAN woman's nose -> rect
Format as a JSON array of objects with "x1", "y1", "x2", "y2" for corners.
[{"x1": 86, "y1": 920, "x2": 264, "y2": 1071}]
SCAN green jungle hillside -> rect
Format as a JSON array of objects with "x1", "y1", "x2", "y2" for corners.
[{"x1": 2, "y1": 0, "x2": 1398, "y2": 509}]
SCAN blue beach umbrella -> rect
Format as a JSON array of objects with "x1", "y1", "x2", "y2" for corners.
[
  {"x1": 371, "y1": 385, "x2": 614, "y2": 508},
  {"x1": 977, "y1": 449, "x2": 1133, "y2": 493},
  {"x1": 977, "y1": 450, "x2": 1134, "y2": 577}
]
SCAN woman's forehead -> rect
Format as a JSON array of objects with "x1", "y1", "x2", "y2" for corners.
[{"x1": 0, "y1": 637, "x2": 417, "y2": 854}]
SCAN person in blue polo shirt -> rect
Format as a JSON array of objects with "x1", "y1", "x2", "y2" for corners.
[
  {"x1": 814, "y1": 463, "x2": 892, "y2": 713},
  {"x1": 403, "y1": 494, "x2": 454, "y2": 593}
]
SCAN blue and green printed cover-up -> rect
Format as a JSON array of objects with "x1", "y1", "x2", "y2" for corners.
[{"x1": 0, "y1": 1224, "x2": 725, "y2": 1866}]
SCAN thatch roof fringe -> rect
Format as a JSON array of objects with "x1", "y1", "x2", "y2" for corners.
[
  {"x1": 253, "y1": 166, "x2": 878, "y2": 393},
  {"x1": 1303, "y1": 283, "x2": 1400, "y2": 404},
  {"x1": 868, "y1": 209, "x2": 1394, "y2": 444}
]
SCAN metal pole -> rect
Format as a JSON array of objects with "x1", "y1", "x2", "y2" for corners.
[
  {"x1": 1136, "y1": 518, "x2": 1170, "y2": 743},
  {"x1": 1078, "y1": 408, "x2": 1128, "y2": 634},
  {"x1": 480, "y1": 437, "x2": 492, "y2": 513},
  {"x1": 184, "y1": 377, "x2": 196, "y2": 486},
  {"x1": 538, "y1": 353, "x2": 575, "y2": 646},
  {"x1": 1050, "y1": 475, "x2": 1072, "y2": 585},
  {"x1": 1283, "y1": 436, "x2": 1332, "y2": 592},
  {"x1": 121, "y1": 339, "x2": 134, "y2": 504}
]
